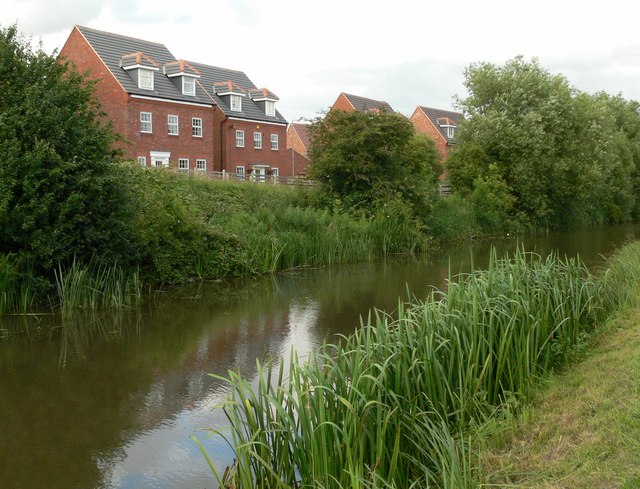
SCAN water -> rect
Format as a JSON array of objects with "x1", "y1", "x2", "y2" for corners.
[{"x1": 1, "y1": 224, "x2": 639, "y2": 488}]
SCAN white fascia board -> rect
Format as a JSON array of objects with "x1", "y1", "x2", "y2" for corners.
[
  {"x1": 228, "y1": 117, "x2": 286, "y2": 127},
  {"x1": 130, "y1": 94, "x2": 212, "y2": 108},
  {"x1": 166, "y1": 72, "x2": 201, "y2": 79},
  {"x1": 123, "y1": 64, "x2": 160, "y2": 72}
]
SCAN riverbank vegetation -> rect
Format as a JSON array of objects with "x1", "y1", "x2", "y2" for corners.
[
  {"x1": 196, "y1": 241, "x2": 640, "y2": 488},
  {"x1": 3, "y1": 24, "x2": 640, "y2": 315}
]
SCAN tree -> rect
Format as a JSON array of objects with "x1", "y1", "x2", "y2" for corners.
[
  {"x1": 0, "y1": 25, "x2": 135, "y2": 271},
  {"x1": 307, "y1": 109, "x2": 440, "y2": 216},
  {"x1": 448, "y1": 56, "x2": 640, "y2": 228}
]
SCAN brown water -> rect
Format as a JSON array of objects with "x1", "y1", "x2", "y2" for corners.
[{"x1": 1, "y1": 224, "x2": 639, "y2": 489}]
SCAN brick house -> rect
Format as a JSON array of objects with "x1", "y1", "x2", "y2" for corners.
[
  {"x1": 60, "y1": 26, "x2": 290, "y2": 178},
  {"x1": 410, "y1": 106, "x2": 462, "y2": 163},
  {"x1": 330, "y1": 92, "x2": 394, "y2": 114},
  {"x1": 286, "y1": 122, "x2": 311, "y2": 175}
]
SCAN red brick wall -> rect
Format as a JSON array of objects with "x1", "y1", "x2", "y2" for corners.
[
  {"x1": 60, "y1": 27, "x2": 129, "y2": 152},
  {"x1": 330, "y1": 93, "x2": 355, "y2": 112},
  {"x1": 221, "y1": 120, "x2": 291, "y2": 175},
  {"x1": 410, "y1": 108, "x2": 451, "y2": 180},
  {"x1": 287, "y1": 125, "x2": 309, "y2": 156},
  {"x1": 410, "y1": 108, "x2": 450, "y2": 160},
  {"x1": 126, "y1": 98, "x2": 214, "y2": 170}
]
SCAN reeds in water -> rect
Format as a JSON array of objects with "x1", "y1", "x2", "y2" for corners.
[
  {"x1": 0, "y1": 254, "x2": 37, "y2": 315},
  {"x1": 54, "y1": 257, "x2": 141, "y2": 316},
  {"x1": 197, "y1": 243, "x2": 640, "y2": 488}
]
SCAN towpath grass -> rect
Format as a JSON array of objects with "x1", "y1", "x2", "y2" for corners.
[{"x1": 478, "y1": 306, "x2": 640, "y2": 488}]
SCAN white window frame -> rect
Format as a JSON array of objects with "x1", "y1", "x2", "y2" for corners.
[
  {"x1": 236, "y1": 165, "x2": 246, "y2": 178},
  {"x1": 151, "y1": 151, "x2": 170, "y2": 167},
  {"x1": 272, "y1": 167, "x2": 279, "y2": 177},
  {"x1": 178, "y1": 158, "x2": 189, "y2": 170},
  {"x1": 236, "y1": 130, "x2": 245, "y2": 148},
  {"x1": 140, "y1": 112, "x2": 152, "y2": 133},
  {"x1": 192, "y1": 117, "x2": 202, "y2": 137},
  {"x1": 446, "y1": 126, "x2": 456, "y2": 138},
  {"x1": 254, "y1": 132, "x2": 262, "y2": 149},
  {"x1": 168, "y1": 114, "x2": 179, "y2": 135},
  {"x1": 182, "y1": 77, "x2": 196, "y2": 96},
  {"x1": 138, "y1": 69, "x2": 154, "y2": 90},
  {"x1": 230, "y1": 94, "x2": 242, "y2": 112},
  {"x1": 270, "y1": 133, "x2": 279, "y2": 150},
  {"x1": 265, "y1": 100, "x2": 275, "y2": 117},
  {"x1": 196, "y1": 159, "x2": 206, "y2": 171},
  {"x1": 137, "y1": 156, "x2": 147, "y2": 167}
]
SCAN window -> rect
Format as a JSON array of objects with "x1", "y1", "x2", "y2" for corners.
[
  {"x1": 265, "y1": 100, "x2": 275, "y2": 117},
  {"x1": 236, "y1": 165, "x2": 246, "y2": 179},
  {"x1": 192, "y1": 118, "x2": 202, "y2": 137},
  {"x1": 178, "y1": 158, "x2": 189, "y2": 171},
  {"x1": 183, "y1": 77, "x2": 195, "y2": 96},
  {"x1": 138, "y1": 69, "x2": 154, "y2": 90},
  {"x1": 270, "y1": 134, "x2": 279, "y2": 150},
  {"x1": 137, "y1": 156, "x2": 147, "y2": 167},
  {"x1": 140, "y1": 112, "x2": 152, "y2": 133},
  {"x1": 254, "y1": 132, "x2": 262, "y2": 149},
  {"x1": 272, "y1": 167, "x2": 279, "y2": 177},
  {"x1": 446, "y1": 126, "x2": 456, "y2": 138},
  {"x1": 196, "y1": 159, "x2": 206, "y2": 171},
  {"x1": 236, "y1": 130, "x2": 245, "y2": 148},
  {"x1": 168, "y1": 115, "x2": 179, "y2": 135},
  {"x1": 230, "y1": 94, "x2": 242, "y2": 112}
]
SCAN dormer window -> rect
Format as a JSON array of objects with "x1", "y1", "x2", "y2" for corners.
[
  {"x1": 230, "y1": 94, "x2": 242, "y2": 112},
  {"x1": 446, "y1": 126, "x2": 456, "y2": 138},
  {"x1": 163, "y1": 60, "x2": 201, "y2": 96},
  {"x1": 249, "y1": 88, "x2": 279, "y2": 116},
  {"x1": 138, "y1": 69, "x2": 154, "y2": 90},
  {"x1": 182, "y1": 77, "x2": 196, "y2": 96},
  {"x1": 265, "y1": 100, "x2": 275, "y2": 117},
  {"x1": 121, "y1": 52, "x2": 160, "y2": 91}
]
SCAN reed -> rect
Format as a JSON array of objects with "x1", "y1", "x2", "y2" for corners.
[
  {"x1": 54, "y1": 257, "x2": 141, "y2": 316},
  {"x1": 0, "y1": 253, "x2": 37, "y2": 315},
  {"x1": 198, "y1": 243, "x2": 640, "y2": 488}
]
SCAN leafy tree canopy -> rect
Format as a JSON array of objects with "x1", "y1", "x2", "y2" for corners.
[
  {"x1": 448, "y1": 56, "x2": 640, "y2": 228},
  {"x1": 0, "y1": 25, "x2": 135, "y2": 271},
  {"x1": 307, "y1": 109, "x2": 440, "y2": 217}
]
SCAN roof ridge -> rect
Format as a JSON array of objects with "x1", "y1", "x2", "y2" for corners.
[
  {"x1": 75, "y1": 25, "x2": 168, "y2": 48},
  {"x1": 419, "y1": 105, "x2": 461, "y2": 114}
]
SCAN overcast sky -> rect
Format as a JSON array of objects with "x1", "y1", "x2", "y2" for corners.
[{"x1": 5, "y1": 0, "x2": 640, "y2": 121}]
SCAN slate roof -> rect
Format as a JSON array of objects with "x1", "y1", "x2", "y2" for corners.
[
  {"x1": 75, "y1": 26, "x2": 287, "y2": 124},
  {"x1": 192, "y1": 61, "x2": 287, "y2": 124},
  {"x1": 418, "y1": 106, "x2": 463, "y2": 142},
  {"x1": 76, "y1": 25, "x2": 212, "y2": 105},
  {"x1": 342, "y1": 93, "x2": 394, "y2": 113}
]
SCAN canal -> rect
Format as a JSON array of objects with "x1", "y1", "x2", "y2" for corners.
[{"x1": 1, "y1": 224, "x2": 639, "y2": 488}]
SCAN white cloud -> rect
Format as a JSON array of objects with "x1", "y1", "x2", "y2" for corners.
[{"x1": 4, "y1": 0, "x2": 640, "y2": 121}]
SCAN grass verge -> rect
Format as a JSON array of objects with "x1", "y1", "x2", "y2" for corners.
[{"x1": 476, "y1": 306, "x2": 640, "y2": 488}]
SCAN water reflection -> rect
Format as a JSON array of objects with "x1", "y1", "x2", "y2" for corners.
[{"x1": 1, "y1": 223, "x2": 639, "y2": 488}]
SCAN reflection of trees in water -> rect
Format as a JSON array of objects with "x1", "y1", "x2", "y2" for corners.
[{"x1": 2, "y1": 223, "x2": 640, "y2": 489}]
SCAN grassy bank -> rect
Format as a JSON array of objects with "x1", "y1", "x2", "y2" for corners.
[
  {"x1": 476, "y1": 298, "x2": 640, "y2": 487},
  {"x1": 195, "y1": 241, "x2": 640, "y2": 488},
  {"x1": 1, "y1": 166, "x2": 431, "y2": 315}
]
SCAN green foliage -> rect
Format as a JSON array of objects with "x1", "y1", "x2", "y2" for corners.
[
  {"x1": 199, "y1": 243, "x2": 640, "y2": 488},
  {"x1": 307, "y1": 109, "x2": 440, "y2": 218},
  {"x1": 0, "y1": 25, "x2": 136, "y2": 271},
  {"x1": 448, "y1": 56, "x2": 640, "y2": 229}
]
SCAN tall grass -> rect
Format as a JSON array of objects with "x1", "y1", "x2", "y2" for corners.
[
  {"x1": 54, "y1": 257, "x2": 141, "y2": 316},
  {"x1": 197, "y1": 243, "x2": 640, "y2": 488},
  {"x1": 0, "y1": 254, "x2": 37, "y2": 315}
]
